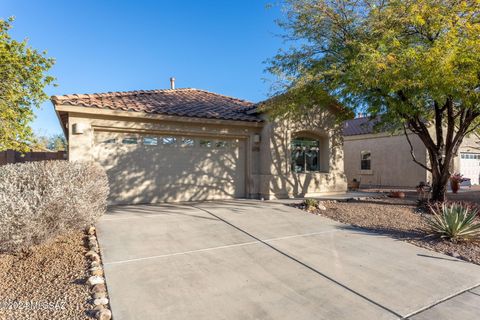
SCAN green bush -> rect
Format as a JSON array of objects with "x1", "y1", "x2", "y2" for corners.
[
  {"x1": 426, "y1": 202, "x2": 480, "y2": 242},
  {"x1": 0, "y1": 161, "x2": 109, "y2": 252},
  {"x1": 304, "y1": 198, "x2": 319, "y2": 211}
]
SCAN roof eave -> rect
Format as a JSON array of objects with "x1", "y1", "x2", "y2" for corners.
[{"x1": 53, "y1": 104, "x2": 264, "y2": 127}]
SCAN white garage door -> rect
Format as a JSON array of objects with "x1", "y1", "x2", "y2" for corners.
[
  {"x1": 93, "y1": 132, "x2": 246, "y2": 204},
  {"x1": 460, "y1": 152, "x2": 480, "y2": 185}
]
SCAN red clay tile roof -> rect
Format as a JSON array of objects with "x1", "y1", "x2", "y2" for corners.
[{"x1": 51, "y1": 88, "x2": 262, "y2": 122}]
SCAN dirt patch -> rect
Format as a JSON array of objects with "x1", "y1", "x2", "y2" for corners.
[
  {"x1": 301, "y1": 197, "x2": 480, "y2": 265},
  {"x1": 0, "y1": 231, "x2": 92, "y2": 319}
]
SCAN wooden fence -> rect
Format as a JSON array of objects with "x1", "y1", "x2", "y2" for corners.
[{"x1": 0, "y1": 150, "x2": 67, "y2": 165}]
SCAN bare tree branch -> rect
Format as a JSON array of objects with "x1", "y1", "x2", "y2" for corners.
[{"x1": 403, "y1": 124, "x2": 432, "y2": 172}]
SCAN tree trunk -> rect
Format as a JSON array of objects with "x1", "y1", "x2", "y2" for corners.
[
  {"x1": 427, "y1": 149, "x2": 452, "y2": 202},
  {"x1": 430, "y1": 173, "x2": 449, "y2": 202}
]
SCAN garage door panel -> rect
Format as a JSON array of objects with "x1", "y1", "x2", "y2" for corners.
[
  {"x1": 93, "y1": 132, "x2": 245, "y2": 204},
  {"x1": 460, "y1": 152, "x2": 480, "y2": 185}
]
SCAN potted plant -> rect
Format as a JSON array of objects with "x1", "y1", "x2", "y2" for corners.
[
  {"x1": 349, "y1": 178, "x2": 360, "y2": 191},
  {"x1": 450, "y1": 173, "x2": 464, "y2": 194},
  {"x1": 388, "y1": 190, "x2": 406, "y2": 198}
]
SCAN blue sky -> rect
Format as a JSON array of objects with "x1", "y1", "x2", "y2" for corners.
[{"x1": 3, "y1": 0, "x2": 284, "y2": 136}]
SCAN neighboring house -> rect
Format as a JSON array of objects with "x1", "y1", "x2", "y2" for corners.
[
  {"x1": 343, "y1": 116, "x2": 480, "y2": 188},
  {"x1": 52, "y1": 85, "x2": 347, "y2": 204}
]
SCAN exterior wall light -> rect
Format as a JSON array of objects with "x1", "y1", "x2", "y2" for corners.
[{"x1": 72, "y1": 123, "x2": 87, "y2": 134}]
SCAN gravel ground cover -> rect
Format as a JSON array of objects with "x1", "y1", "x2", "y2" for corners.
[
  {"x1": 0, "y1": 231, "x2": 92, "y2": 320},
  {"x1": 301, "y1": 195, "x2": 480, "y2": 265}
]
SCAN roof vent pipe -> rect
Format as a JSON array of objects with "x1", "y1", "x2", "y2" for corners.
[{"x1": 170, "y1": 77, "x2": 175, "y2": 89}]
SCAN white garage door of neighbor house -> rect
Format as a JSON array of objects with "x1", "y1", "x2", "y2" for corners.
[
  {"x1": 93, "y1": 132, "x2": 246, "y2": 204},
  {"x1": 460, "y1": 152, "x2": 480, "y2": 185}
]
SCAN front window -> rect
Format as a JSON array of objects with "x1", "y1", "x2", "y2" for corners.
[
  {"x1": 215, "y1": 141, "x2": 228, "y2": 148},
  {"x1": 122, "y1": 137, "x2": 138, "y2": 145},
  {"x1": 199, "y1": 140, "x2": 213, "y2": 148},
  {"x1": 291, "y1": 137, "x2": 320, "y2": 173},
  {"x1": 143, "y1": 136, "x2": 158, "y2": 146},
  {"x1": 101, "y1": 138, "x2": 116, "y2": 144},
  {"x1": 160, "y1": 136, "x2": 177, "y2": 146},
  {"x1": 180, "y1": 138, "x2": 195, "y2": 147},
  {"x1": 361, "y1": 152, "x2": 371, "y2": 170}
]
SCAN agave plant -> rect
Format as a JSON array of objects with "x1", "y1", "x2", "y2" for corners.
[
  {"x1": 426, "y1": 203, "x2": 480, "y2": 242},
  {"x1": 303, "y1": 198, "x2": 319, "y2": 211}
]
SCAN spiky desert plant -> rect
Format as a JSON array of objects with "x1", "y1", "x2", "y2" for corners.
[
  {"x1": 304, "y1": 198, "x2": 319, "y2": 212},
  {"x1": 426, "y1": 203, "x2": 480, "y2": 242}
]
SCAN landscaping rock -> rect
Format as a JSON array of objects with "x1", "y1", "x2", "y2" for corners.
[
  {"x1": 87, "y1": 275, "x2": 105, "y2": 286},
  {"x1": 88, "y1": 235, "x2": 97, "y2": 242},
  {"x1": 91, "y1": 268, "x2": 104, "y2": 277},
  {"x1": 86, "y1": 225, "x2": 96, "y2": 235},
  {"x1": 89, "y1": 266, "x2": 102, "y2": 272},
  {"x1": 96, "y1": 308, "x2": 112, "y2": 320},
  {"x1": 93, "y1": 297, "x2": 109, "y2": 306},
  {"x1": 92, "y1": 283, "x2": 107, "y2": 293},
  {"x1": 93, "y1": 304, "x2": 105, "y2": 311},
  {"x1": 91, "y1": 261, "x2": 101, "y2": 268},
  {"x1": 304, "y1": 196, "x2": 480, "y2": 265},
  {"x1": 0, "y1": 230, "x2": 93, "y2": 319},
  {"x1": 89, "y1": 242, "x2": 97, "y2": 249},
  {"x1": 89, "y1": 243, "x2": 100, "y2": 253},
  {"x1": 317, "y1": 202, "x2": 327, "y2": 211},
  {"x1": 86, "y1": 251, "x2": 100, "y2": 262},
  {"x1": 93, "y1": 291, "x2": 107, "y2": 299}
]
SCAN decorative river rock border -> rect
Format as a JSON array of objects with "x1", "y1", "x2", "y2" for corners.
[{"x1": 85, "y1": 226, "x2": 112, "y2": 320}]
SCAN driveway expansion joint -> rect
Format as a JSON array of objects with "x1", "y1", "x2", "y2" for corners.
[
  {"x1": 103, "y1": 230, "x2": 340, "y2": 266},
  {"x1": 192, "y1": 204, "x2": 404, "y2": 319},
  {"x1": 400, "y1": 283, "x2": 480, "y2": 319}
]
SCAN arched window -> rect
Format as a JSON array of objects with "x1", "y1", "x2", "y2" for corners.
[{"x1": 291, "y1": 137, "x2": 320, "y2": 173}]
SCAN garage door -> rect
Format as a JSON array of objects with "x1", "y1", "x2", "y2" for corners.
[
  {"x1": 460, "y1": 152, "x2": 480, "y2": 185},
  {"x1": 93, "y1": 132, "x2": 246, "y2": 204}
]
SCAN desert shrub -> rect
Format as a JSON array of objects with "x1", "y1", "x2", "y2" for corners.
[
  {"x1": 426, "y1": 202, "x2": 480, "y2": 242},
  {"x1": 303, "y1": 198, "x2": 319, "y2": 211},
  {"x1": 0, "y1": 161, "x2": 109, "y2": 252}
]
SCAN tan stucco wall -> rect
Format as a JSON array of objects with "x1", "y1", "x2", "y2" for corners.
[
  {"x1": 62, "y1": 106, "x2": 347, "y2": 203},
  {"x1": 344, "y1": 132, "x2": 428, "y2": 187},
  {"x1": 344, "y1": 129, "x2": 480, "y2": 188},
  {"x1": 258, "y1": 109, "x2": 347, "y2": 199},
  {"x1": 67, "y1": 112, "x2": 260, "y2": 204}
]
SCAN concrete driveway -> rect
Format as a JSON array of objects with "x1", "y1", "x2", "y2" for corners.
[{"x1": 97, "y1": 200, "x2": 480, "y2": 320}]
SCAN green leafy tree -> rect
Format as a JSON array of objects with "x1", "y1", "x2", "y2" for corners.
[
  {"x1": 0, "y1": 17, "x2": 55, "y2": 152},
  {"x1": 32, "y1": 133, "x2": 67, "y2": 151},
  {"x1": 48, "y1": 134, "x2": 67, "y2": 151},
  {"x1": 31, "y1": 134, "x2": 50, "y2": 151},
  {"x1": 268, "y1": 0, "x2": 480, "y2": 201}
]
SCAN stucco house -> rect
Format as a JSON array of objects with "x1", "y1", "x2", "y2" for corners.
[
  {"x1": 343, "y1": 116, "x2": 480, "y2": 188},
  {"x1": 52, "y1": 84, "x2": 347, "y2": 204}
]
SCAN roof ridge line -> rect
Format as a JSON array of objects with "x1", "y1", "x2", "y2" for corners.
[
  {"x1": 51, "y1": 88, "x2": 197, "y2": 100},
  {"x1": 188, "y1": 88, "x2": 255, "y2": 105}
]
